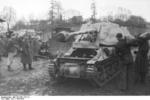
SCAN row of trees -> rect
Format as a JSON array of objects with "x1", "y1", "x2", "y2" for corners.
[
  {"x1": 11, "y1": 14, "x2": 147, "y2": 36},
  {"x1": 12, "y1": 15, "x2": 83, "y2": 32},
  {"x1": 0, "y1": 6, "x2": 16, "y2": 31},
  {"x1": 112, "y1": 15, "x2": 147, "y2": 28},
  {"x1": 0, "y1": 0, "x2": 148, "y2": 35}
]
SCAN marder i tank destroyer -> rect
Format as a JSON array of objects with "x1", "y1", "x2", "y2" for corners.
[{"x1": 48, "y1": 22, "x2": 135, "y2": 87}]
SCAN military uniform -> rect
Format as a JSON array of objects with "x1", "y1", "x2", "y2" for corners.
[
  {"x1": 134, "y1": 37, "x2": 149, "y2": 84},
  {"x1": 20, "y1": 39, "x2": 33, "y2": 70},
  {"x1": 31, "y1": 38, "x2": 41, "y2": 61},
  {"x1": 100, "y1": 38, "x2": 134, "y2": 90},
  {"x1": 115, "y1": 39, "x2": 133, "y2": 90},
  {"x1": 6, "y1": 38, "x2": 18, "y2": 71}
]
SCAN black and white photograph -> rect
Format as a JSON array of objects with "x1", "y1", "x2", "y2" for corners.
[{"x1": 0, "y1": 0, "x2": 150, "y2": 97}]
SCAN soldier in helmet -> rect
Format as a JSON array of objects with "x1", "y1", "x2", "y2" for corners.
[{"x1": 115, "y1": 33, "x2": 134, "y2": 90}]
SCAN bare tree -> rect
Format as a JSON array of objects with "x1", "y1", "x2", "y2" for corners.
[
  {"x1": 1, "y1": 6, "x2": 16, "y2": 31},
  {"x1": 54, "y1": 1, "x2": 63, "y2": 20},
  {"x1": 90, "y1": 0, "x2": 97, "y2": 23},
  {"x1": 49, "y1": 0, "x2": 64, "y2": 38},
  {"x1": 12, "y1": 20, "x2": 26, "y2": 30},
  {"x1": 49, "y1": 0, "x2": 56, "y2": 37}
]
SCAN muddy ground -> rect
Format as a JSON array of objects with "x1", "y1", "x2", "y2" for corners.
[{"x1": 0, "y1": 57, "x2": 150, "y2": 96}]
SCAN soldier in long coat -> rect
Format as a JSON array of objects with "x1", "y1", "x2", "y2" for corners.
[
  {"x1": 20, "y1": 37, "x2": 33, "y2": 70},
  {"x1": 134, "y1": 37, "x2": 149, "y2": 84},
  {"x1": 31, "y1": 38, "x2": 40, "y2": 61}
]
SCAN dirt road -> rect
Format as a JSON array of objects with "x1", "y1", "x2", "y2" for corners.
[{"x1": 0, "y1": 57, "x2": 150, "y2": 95}]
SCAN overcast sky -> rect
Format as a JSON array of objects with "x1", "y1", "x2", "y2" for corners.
[{"x1": 0, "y1": 0, "x2": 150, "y2": 21}]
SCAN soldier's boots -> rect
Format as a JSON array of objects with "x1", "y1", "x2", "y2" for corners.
[
  {"x1": 23, "y1": 63, "x2": 34, "y2": 71},
  {"x1": 23, "y1": 64, "x2": 27, "y2": 71},
  {"x1": 23, "y1": 67, "x2": 27, "y2": 71},
  {"x1": 7, "y1": 65, "x2": 13, "y2": 71},
  {"x1": 29, "y1": 64, "x2": 34, "y2": 70}
]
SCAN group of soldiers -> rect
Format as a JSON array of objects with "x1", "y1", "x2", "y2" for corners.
[
  {"x1": 100, "y1": 32, "x2": 150, "y2": 90},
  {"x1": 4, "y1": 31, "x2": 39, "y2": 71}
]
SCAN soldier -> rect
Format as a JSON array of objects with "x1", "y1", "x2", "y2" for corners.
[
  {"x1": 31, "y1": 38, "x2": 41, "y2": 61},
  {"x1": 6, "y1": 36, "x2": 18, "y2": 71},
  {"x1": 134, "y1": 36, "x2": 149, "y2": 84},
  {"x1": 99, "y1": 33, "x2": 134, "y2": 90},
  {"x1": 115, "y1": 33, "x2": 134, "y2": 90},
  {"x1": 20, "y1": 37, "x2": 33, "y2": 71}
]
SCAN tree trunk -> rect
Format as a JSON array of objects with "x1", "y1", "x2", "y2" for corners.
[{"x1": 7, "y1": 22, "x2": 10, "y2": 31}]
